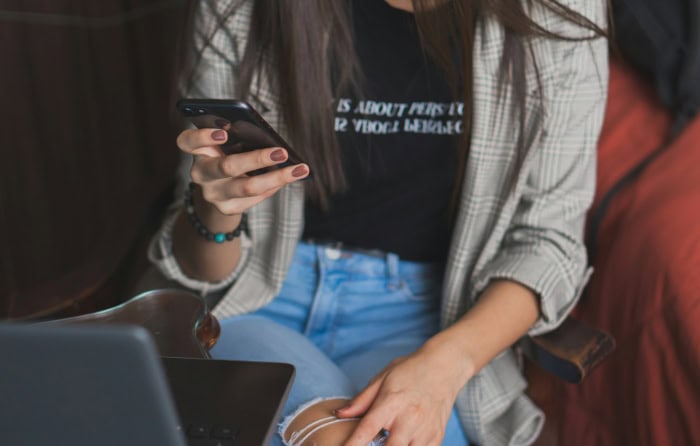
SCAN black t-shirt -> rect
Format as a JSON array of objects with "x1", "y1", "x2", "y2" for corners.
[{"x1": 302, "y1": 0, "x2": 463, "y2": 262}]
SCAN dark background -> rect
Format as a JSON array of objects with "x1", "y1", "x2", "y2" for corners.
[{"x1": 0, "y1": 1, "x2": 193, "y2": 319}]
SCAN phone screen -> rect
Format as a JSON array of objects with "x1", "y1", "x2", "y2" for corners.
[{"x1": 177, "y1": 99, "x2": 306, "y2": 175}]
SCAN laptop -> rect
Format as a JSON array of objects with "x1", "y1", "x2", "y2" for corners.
[{"x1": 0, "y1": 323, "x2": 294, "y2": 446}]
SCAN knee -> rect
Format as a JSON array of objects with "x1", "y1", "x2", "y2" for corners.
[
  {"x1": 280, "y1": 398, "x2": 360, "y2": 446},
  {"x1": 212, "y1": 317, "x2": 291, "y2": 355},
  {"x1": 219, "y1": 316, "x2": 287, "y2": 340}
]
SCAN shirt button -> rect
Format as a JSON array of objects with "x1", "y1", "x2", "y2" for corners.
[{"x1": 325, "y1": 247, "x2": 341, "y2": 260}]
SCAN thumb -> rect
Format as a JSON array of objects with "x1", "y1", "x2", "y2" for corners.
[{"x1": 335, "y1": 377, "x2": 383, "y2": 419}]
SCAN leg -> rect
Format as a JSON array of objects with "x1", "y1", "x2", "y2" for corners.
[
  {"x1": 279, "y1": 398, "x2": 360, "y2": 446},
  {"x1": 338, "y1": 344, "x2": 470, "y2": 446},
  {"x1": 211, "y1": 316, "x2": 357, "y2": 446},
  {"x1": 278, "y1": 340, "x2": 467, "y2": 446}
]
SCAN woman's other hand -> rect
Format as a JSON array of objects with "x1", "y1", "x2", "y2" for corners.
[{"x1": 337, "y1": 341, "x2": 475, "y2": 446}]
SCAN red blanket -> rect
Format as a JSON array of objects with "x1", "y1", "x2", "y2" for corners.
[{"x1": 557, "y1": 60, "x2": 700, "y2": 445}]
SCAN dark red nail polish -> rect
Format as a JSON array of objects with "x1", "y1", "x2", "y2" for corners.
[
  {"x1": 270, "y1": 149, "x2": 286, "y2": 162},
  {"x1": 292, "y1": 165, "x2": 308, "y2": 178},
  {"x1": 212, "y1": 129, "x2": 227, "y2": 141}
]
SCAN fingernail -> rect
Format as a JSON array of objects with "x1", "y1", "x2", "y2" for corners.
[
  {"x1": 291, "y1": 165, "x2": 308, "y2": 178},
  {"x1": 212, "y1": 129, "x2": 227, "y2": 141},
  {"x1": 270, "y1": 149, "x2": 286, "y2": 162},
  {"x1": 334, "y1": 405, "x2": 351, "y2": 415}
]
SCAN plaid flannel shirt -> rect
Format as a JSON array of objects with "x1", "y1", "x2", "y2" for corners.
[{"x1": 149, "y1": 1, "x2": 609, "y2": 444}]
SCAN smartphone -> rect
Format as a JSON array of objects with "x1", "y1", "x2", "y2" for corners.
[{"x1": 176, "y1": 98, "x2": 307, "y2": 175}]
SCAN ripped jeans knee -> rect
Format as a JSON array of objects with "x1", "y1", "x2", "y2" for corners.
[{"x1": 279, "y1": 397, "x2": 388, "y2": 446}]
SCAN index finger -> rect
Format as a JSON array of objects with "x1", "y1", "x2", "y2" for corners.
[
  {"x1": 176, "y1": 128, "x2": 228, "y2": 155},
  {"x1": 344, "y1": 409, "x2": 392, "y2": 446}
]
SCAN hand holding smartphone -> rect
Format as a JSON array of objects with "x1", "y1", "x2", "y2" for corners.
[{"x1": 177, "y1": 99, "x2": 308, "y2": 176}]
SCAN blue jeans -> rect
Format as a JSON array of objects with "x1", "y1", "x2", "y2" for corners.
[{"x1": 211, "y1": 242, "x2": 469, "y2": 446}]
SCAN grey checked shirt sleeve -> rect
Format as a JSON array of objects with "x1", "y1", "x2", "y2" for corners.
[
  {"x1": 148, "y1": 0, "x2": 254, "y2": 292},
  {"x1": 472, "y1": 13, "x2": 609, "y2": 335}
]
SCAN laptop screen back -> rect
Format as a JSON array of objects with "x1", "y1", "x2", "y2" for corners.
[{"x1": 0, "y1": 323, "x2": 186, "y2": 446}]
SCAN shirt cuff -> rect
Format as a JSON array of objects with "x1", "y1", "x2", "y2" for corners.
[
  {"x1": 472, "y1": 251, "x2": 592, "y2": 336},
  {"x1": 147, "y1": 208, "x2": 252, "y2": 294}
]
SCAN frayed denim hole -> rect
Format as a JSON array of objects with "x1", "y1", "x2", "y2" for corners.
[{"x1": 278, "y1": 396, "x2": 353, "y2": 445}]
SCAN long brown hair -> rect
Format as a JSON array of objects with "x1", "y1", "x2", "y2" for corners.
[{"x1": 196, "y1": 0, "x2": 607, "y2": 207}]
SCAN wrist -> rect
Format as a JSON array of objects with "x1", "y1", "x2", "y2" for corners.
[
  {"x1": 185, "y1": 183, "x2": 245, "y2": 243},
  {"x1": 191, "y1": 184, "x2": 242, "y2": 232},
  {"x1": 422, "y1": 332, "x2": 477, "y2": 390}
]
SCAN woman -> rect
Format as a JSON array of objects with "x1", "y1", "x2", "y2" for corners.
[{"x1": 149, "y1": 0, "x2": 608, "y2": 444}]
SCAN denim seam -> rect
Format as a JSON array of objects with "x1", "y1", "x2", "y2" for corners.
[{"x1": 302, "y1": 246, "x2": 326, "y2": 338}]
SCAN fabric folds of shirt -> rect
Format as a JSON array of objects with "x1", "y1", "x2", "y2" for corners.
[{"x1": 149, "y1": 0, "x2": 609, "y2": 444}]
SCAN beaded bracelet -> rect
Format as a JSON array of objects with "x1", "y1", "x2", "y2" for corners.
[{"x1": 184, "y1": 182, "x2": 247, "y2": 244}]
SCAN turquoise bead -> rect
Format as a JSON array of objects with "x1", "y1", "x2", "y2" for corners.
[{"x1": 214, "y1": 233, "x2": 226, "y2": 244}]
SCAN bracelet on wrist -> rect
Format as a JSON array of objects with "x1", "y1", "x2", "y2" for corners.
[{"x1": 184, "y1": 182, "x2": 247, "y2": 244}]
